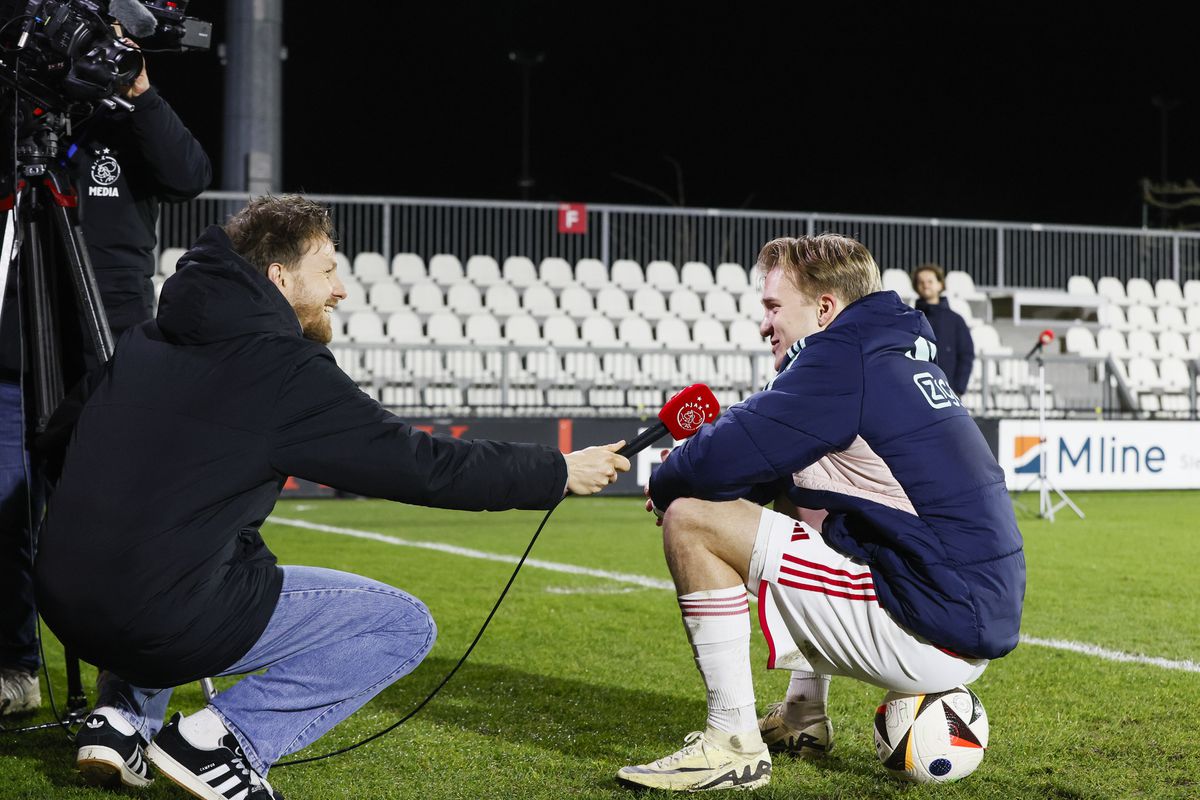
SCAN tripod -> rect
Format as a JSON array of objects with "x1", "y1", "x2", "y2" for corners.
[
  {"x1": 1016, "y1": 345, "x2": 1084, "y2": 522},
  {"x1": 1, "y1": 106, "x2": 114, "y2": 728}
]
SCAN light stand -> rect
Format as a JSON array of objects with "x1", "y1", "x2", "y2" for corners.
[{"x1": 1016, "y1": 340, "x2": 1084, "y2": 522}]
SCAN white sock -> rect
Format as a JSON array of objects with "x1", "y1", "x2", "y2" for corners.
[
  {"x1": 94, "y1": 706, "x2": 137, "y2": 737},
  {"x1": 678, "y1": 586, "x2": 762, "y2": 743},
  {"x1": 782, "y1": 670, "x2": 830, "y2": 729},
  {"x1": 178, "y1": 706, "x2": 230, "y2": 749}
]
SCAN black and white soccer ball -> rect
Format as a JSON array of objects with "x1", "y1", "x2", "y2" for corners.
[{"x1": 873, "y1": 685, "x2": 989, "y2": 783}]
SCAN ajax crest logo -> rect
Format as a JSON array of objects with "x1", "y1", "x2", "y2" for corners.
[
  {"x1": 91, "y1": 149, "x2": 121, "y2": 187},
  {"x1": 1013, "y1": 436, "x2": 1041, "y2": 474},
  {"x1": 675, "y1": 401, "x2": 708, "y2": 433}
]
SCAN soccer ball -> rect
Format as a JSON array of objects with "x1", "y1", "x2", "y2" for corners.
[{"x1": 873, "y1": 685, "x2": 989, "y2": 783}]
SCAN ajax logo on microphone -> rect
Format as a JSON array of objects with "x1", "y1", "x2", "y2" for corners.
[{"x1": 675, "y1": 400, "x2": 712, "y2": 432}]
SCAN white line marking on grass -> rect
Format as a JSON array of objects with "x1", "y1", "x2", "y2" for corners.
[
  {"x1": 1020, "y1": 636, "x2": 1200, "y2": 674},
  {"x1": 545, "y1": 586, "x2": 643, "y2": 595},
  {"x1": 269, "y1": 517, "x2": 675, "y2": 591},
  {"x1": 270, "y1": 517, "x2": 1199, "y2": 673}
]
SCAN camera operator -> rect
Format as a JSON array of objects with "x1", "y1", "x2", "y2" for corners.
[{"x1": 0, "y1": 29, "x2": 211, "y2": 717}]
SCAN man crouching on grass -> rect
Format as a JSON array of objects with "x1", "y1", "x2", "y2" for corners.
[
  {"x1": 617, "y1": 234, "x2": 1023, "y2": 791},
  {"x1": 35, "y1": 194, "x2": 630, "y2": 799}
]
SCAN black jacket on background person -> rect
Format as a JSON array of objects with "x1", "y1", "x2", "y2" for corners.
[
  {"x1": 914, "y1": 298, "x2": 975, "y2": 396},
  {"x1": 0, "y1": 86, "x2": 211, "y2": 380},
  {"x1": 34, "y1": 226, "x2": 568, "y2": 688}
]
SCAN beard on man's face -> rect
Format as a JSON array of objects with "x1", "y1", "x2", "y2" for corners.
[{"x1": 296, "y1": 301, "x2": 333, "y2": 344}]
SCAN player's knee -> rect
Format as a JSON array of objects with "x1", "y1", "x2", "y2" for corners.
[{"x1": 661, "y1": 497, "x2": 713, "y2": 536}]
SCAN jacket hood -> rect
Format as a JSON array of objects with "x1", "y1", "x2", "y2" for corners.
[{"x1": 156, "y1": 226, "x2": 302, "y2": 344}]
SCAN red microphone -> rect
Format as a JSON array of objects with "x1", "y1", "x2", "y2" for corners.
[
  {"x1": 618, "y1": 384, "x2": 720, "y2": 457},
  {"x1": 1025, "y1": 329, "x2": 1055, "y2": 359}
]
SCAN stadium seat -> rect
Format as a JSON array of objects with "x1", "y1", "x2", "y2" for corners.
[
  {"x1": 574, "y1": 258, "x2": 610, "y2": 290},
  {"x1": 588, "y1": 387, "x2": 627, "y2": 408},
  {"x1": 391, "y1": 253, "x2": 426, "y2": 284},
  {"x1": 504, "y1": 313, "x2": 544, "y2": 345},
  {"x1": 1188, "y1": 331, "x2": 1200, "y2": 357},
  {"x1": 1066, "y1": 275, "x2": 1096, "y2": 296},
  {"x1": 667, "y1": 287, "x2": 704, "y2": 321},
  {"x1": 617, "y1": 316, "x2": 654, "y2": 349},
  {"x1": 1097, "y1": 303, "x2": 1131, "y2": 332},
  {"x1": 1126, "y1": 329, "x2": 1159, "y2": 358},
  {"x1": 738, "y1": 288, "x2": 761, "y2": 319},
  {"x1": 542, "y1": 314, "x2": 581, "y2": 345},
  {"x1": 380, "y1": 385, "x2": 426, "y2": 411},
  {"x1": 645, "y1": 260, "x2": 680, "y2": 291},
  {"x1": 329, "y1": 345, "x2": 370, "y2": 382},
  {"x1": 1096, "y1": 276, "x2": 1130, "y2": 306},
  {"x1": 539, "y1": 257, "x2": 574, "y2": 289},
  {"x1": 1184, "y1": 279, "x2": 1200, "y2": 305},
  {"x1": 386, "y1": 310, "x2": 426, "y2": 344},
  {"x1": 326, "y1": 309, "x2": 345, "y2": 341},
  {"x1": 680, "y1": 261, "x2": 715, "y2": 293},
  {"x1": 501, "y1": 255, "x2": 538, "y2": 288},
  {"x1": 971, "y1": 325, "x2": 1011, "y2": 355},
  {"x1": 595, "y1": 286, "x2": 634, "y2": 319},
  {"x1": 628, "y1": 388, "x2": 665, "y2": 410},
  {"x1": 703, "y1": 289, "x2": 740, "y2": 322},
  {"x1": 545, "y1": 388, "x2": 586, "y2": 408},
  {"x1": 1155, "y1": 278, "x2": 1186, "y2": 307},
  {"x1": 426, "y1": 311, "x2": 466, "y2": 343},
  {"x1": 1158, "y1": 358, "x2": 1191, "y2": 392},
  {"x1": 362, "y1": 346, "x2": 407, "y2": 385},
  {"x1": 445, "y1": 349, "x2": 493, "y2": 384},
  {"x1": 1126, "y1": 357, "x2": 1164, "y2": 392},
  {"x1": 580, "y1": 315, "x2": 617, "y2": 347},
  {"x1": 1064, "y1": 326, "x2": 1099, "y2": 356},
  {"x1": 1095, "y1": 328, "x2": 1130, "y2": 358},
  {"x1": 367, "y1": 281, "x2": 407, "y2": 313},
  {"x1": 563, "y1": 351, "x2": 605, "y2": 384},
  {"x1": 654, "y1": 317, "x2": 693, "y2": 349},
  {"x1": 334, "y1": 252, "x2": 352, "y2": 275},
  {"x1": 1185, "y1": 306, "x2": 1200, "y2": 331},
  {"x1": 484, "y1": 283, "x2": 521, "y2": 318},
  {"x1": 610, "y1": 259, "x2": 645, "y2": 290},
  {"x1": 944, "y1": 270, "x2": 986, "y2": 301},
  {"x1": 1126, "y1": 304, "x2": 1160, "y2": 333},
  {"x1": 691, "y1": 317, "x2": 729, "y2": 347},
  {"x1": 353, "y1": 252, "x2": 390, "y2": 284},
  {"x1": 1125, "y1": 277, "x2": 1158, "y2": 307},
  {"x1": 462, "y1": 255, "x2": 501, "y2": 287},
  {"x1": 715, "y1": 262, "x2": 750, "y2": 293},
  {"x1": 464, "y1": 312, "x2": 503, "y2": 344},
  {"x1": 346, "y1": 310, "x2": 388, "y2": 343},
  {"x1": 446, "y1": 283, "x2": 484, "y2": 316},
  {"x1": 525, "y1": 350, "x2": 564, "y2": 385},
  {"x1": 485, "y1": 351, "x2": 534, "y2": 386},
  {"x1": 882, "y1": 269, "x2": 916, "y2": 305},
  {"x1": 728, "y1": 318, "x2": 763, "y2": 349},
  {"x1": 1156, "y1": 305, "x2": 1186, "y2": 332},
  {"x1": 428, "y1": 254, "x2": 465, "y2": 286},
  {"x1": 158, "y1": 247, "x2": 187, "y2": 276},
  {"x1": 521, "y1": 283, "x2": 558, "y2": 320},
  {"x1": 714, "y1": 353, "x2": 753, "y2": 386},
  {"x1": 405, "y1": 281, "x2": 445, "y2": 315},
  {"x1": 631, "y1": 286, "x2": 668, "y2": 321},
  {"x1": 678, "y1": 352, "x2": 718, "y2": 385},
  {"x1": 424, "y1": 386, "x2": 464, "y2": 410},
  {"x1": 640, "y1": 352, "x2": 684, "y2": 385},
  {"x1": 336, "y1": 274, "x2": 368, "y2": 311},
  {"x1": 946, "y1": 296, "x2": 980, "y2": 328},
  {"x1": 559, "y1": 285, "x2": 595, "y2": 320},
  {"x1": 1158, "y1": 330, "x2": 1190, "y2": 359}
]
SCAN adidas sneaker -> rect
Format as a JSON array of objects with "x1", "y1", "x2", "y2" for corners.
[
  {"x1": 146, "y1": 712, "x2": 283, "y2": 799},
  {"x1": 75, "y1": 709, "x2": 153, "y2": 788},
  {"x1": 0, "y1": 668, "x2": 40, "y2": 715}
]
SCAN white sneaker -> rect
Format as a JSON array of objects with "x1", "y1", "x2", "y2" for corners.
[
  {"x1": 758, "y1": 702, "x2": 833, "y2": 758},
  {"x1": 0, "y1": 668, "x2": 40, "y2": 715},
  {"x1": 617, "y1": 729, "x2": 771, "y2": 792}
]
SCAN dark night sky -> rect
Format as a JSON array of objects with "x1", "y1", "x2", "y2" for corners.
[{"x1": 149, "y1": 4, "x2": 1200, "y2": 228}]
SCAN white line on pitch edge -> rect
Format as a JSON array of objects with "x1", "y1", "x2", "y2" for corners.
[{"x1": 268, "y1": 516, "x2": 1199, "y2": 674}]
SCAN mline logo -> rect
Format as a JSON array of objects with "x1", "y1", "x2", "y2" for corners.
[{"x1": 1013, "y1": 434, "x2": 1167, "y2": 475}]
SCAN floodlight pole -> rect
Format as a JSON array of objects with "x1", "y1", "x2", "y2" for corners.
[{"x1": 1019, "y1": 350, "x2": 1084, "y2": 521}]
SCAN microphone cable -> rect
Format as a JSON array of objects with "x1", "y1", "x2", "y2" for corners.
[{"x1": 273, "y1": 503, "x2": 559, "y2": 767}]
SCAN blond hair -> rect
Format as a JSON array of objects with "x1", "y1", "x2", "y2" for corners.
[{"x1": 755, "y1": 233, "x2": 883, "y2": 303}]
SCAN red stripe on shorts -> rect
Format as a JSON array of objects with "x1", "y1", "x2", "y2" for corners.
[
  {"x1": 777, "y1": 576, "x2": 878, "y2": 602},
  {"x1": 779, "y1": 565, "x2": 874, "y2": 591},
  {"x1": 757, "y1": 580, "x2": 777, "y2": 669},
  {"x1": 781, "y1": 554, "x2": 873, "y2": 581}
]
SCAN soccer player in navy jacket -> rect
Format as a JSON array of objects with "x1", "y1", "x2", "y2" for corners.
[{"x1": 618, "y1": 234, "x2": 1024, "y2": 792}]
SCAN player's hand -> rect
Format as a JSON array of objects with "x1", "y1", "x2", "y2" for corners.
[
  {"x1": 643, "y1": 448, "x2": 670, "y2": 526},
  {"x1": 564, "y1": 441, "x2": 630, "y2": 496}
]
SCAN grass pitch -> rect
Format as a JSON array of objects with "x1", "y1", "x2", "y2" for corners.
[{"x1": 2, "y1": 491, "x2": 1197, "y2": 799}]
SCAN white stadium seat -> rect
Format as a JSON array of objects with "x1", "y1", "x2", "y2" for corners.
[
  {"x1": 882, "y1": 269, "x2": 916, "y2": 304},
  {"x1": 1126, "y1": 329, "x2": 1159, "y2": 358},
  {"x1": 1184, "y1": 279, "x2": 1200, "y2": 305},
  {"x1": 1155, "y1": 278, "x2": 1185, "y2": 307},
  {"x1": 738, "y1": 288, "x2": 761, "y2": 320},
  {"x1": 1064, "y1": 326, "x2": 1099, "y2": 356},
  {"x1": 1126, "y1": 305, "x2": 1160, "y2": 333},
  {"x1": 446, "y1": 283, "x2": 484, "y2": 316},
  {"x1": 405, "y1": 281, "x2": 445, "y2": 315},
  {"x1": 595, "y1": 286, "x2": 634, "y2": 319},
  {"x1": 542, "y1": 314, "x2": 581, "y2": 345},
  {"x1": 539, "y1": 257, "x2": 574, "y2": 289},
  {"x1": 352, "y1": 252, "x2": 390, "y2": 284},
  {"x1": 580, "y1": 315, "x2": 617, "y2": 347},
  {"x1": 691, "y1": 317, "x2": 729, "y2": 347},
  {"x1": 465, "y1": 311, "x2": 504, "y2": 345},
  {"x1": 346, "y1": 310, "x2": 388, "y2": 343},
  {"x1": 521, "y1": 283, "x2": 559, "y2": 319},
  {"x1": 503, "y1": 313, "x2": 544, "y2": 345},
  {"x1": 1096, "y1": 276, "x2": 1130, "y2": 307},
  {"x1": 1155, "y1": 305, "x2": 1186, "y2": 332},
  {"x1": 575, "y1": 258, "x2": 610, "y2": 290},
  {"x1": 1097, "y1": 303, "x2": 1131, "y2": 332},
  {"x1": 484, "y1": 283, "x2": 521, "y2": 318},
  {"x1": 704, "y1": 289, "x2": 740, "y2": 322},
  {"x1": 501, "y1": 255, "x2": 538, "y2": 288},
  {"x1": 158, "y1": 247, "x2": 187, "y2": 276},
  {"x1": 1066, "y1": 275, "x2": 1096, "y2": 296},
  {"x1": 610, "y1": 259, "x2": 645, "y2": 290},
  {"x1": 617, "y1": 316, "x2": 654, "y2": 348},
  {"x1": 386, "y1": 310, "x2": 425, "y2": 344},
  {"x1": 645, "y1": 260, "x2": 680, "y2": 291},
  {"x1": 367, "y1": 281, "x2": 407, "y2": 313},
  {"x1": 715, "y1": 262, "x2": 750, "y2": 293},
  {"x1": 391, "y1": 253, "x2": 426, "y2": 283},
  {"x1": 944, "y1": 270, "x2": 986, "y2": 301},
  {"x1": 335, "y1": 274, "x2": 368, "y2": 311},
  {"x1": 428, "y1": 254, "x2": 464, "y2": 286},
  {"x1": 1095, "y1": 328, "x2": 1130, "y2": 358},
  {"x1": 667, "y1": 287, "x2": 704, "y2": 321},
  {"x1": 654, "y1": 317, "x2": 693, "y2": 349},
  {"x1": 558, "y1": 285, "x2": 595, "y2": 320},
  {"x1": 680, "y1": 261, "x2": 715, "y2": 293},
  {"x1": 465, "y1": 255, "x2": 502, "y2": 287},
  {"x1": 728, "y1": 318, "x2": 763, "y2": 349},
  {"x1": 426, "y1": 311, "x2": 466, "y2": 344},
  {"x1": 1125, "y1": 277, "x2": 1158, "y2": 307},
  {"x1": 631, "y1": 286, "x2": 668, "y2": 321}
]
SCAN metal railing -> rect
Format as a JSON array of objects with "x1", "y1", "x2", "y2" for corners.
[{"x1": 159, "y1": 193, "x2": 1200, "y2": 291}]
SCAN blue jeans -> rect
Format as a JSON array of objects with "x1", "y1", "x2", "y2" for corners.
[
  {"x1": 99, "y1": 565, "x2": 437, "y2": 775},
  {"x1": 0, "y1": 379, "x2": 41, "y2": 673}
]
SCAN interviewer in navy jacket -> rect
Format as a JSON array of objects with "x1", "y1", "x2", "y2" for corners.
[
  {"x1": 618, "y1": 235, "x2": 1023, "y2": 793},
  {"x1": 35, "y1": 195, "x2": 629, "y2": 798},
  {"x1": 912, "y1": 263, "x2": 975, "y2": 396}
]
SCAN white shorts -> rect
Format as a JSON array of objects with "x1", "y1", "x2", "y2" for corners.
[{"x1": 747, "y1": 507, "x2": 988, "y2": 694}]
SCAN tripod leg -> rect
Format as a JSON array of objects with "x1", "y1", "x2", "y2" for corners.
[{"x1": 63, "y1": 647, "x2": 89, "y2": 717}]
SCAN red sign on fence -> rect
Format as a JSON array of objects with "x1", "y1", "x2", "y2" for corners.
[{"x1": 558, "y1": 203, "x2": 588, "y2": 234}]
